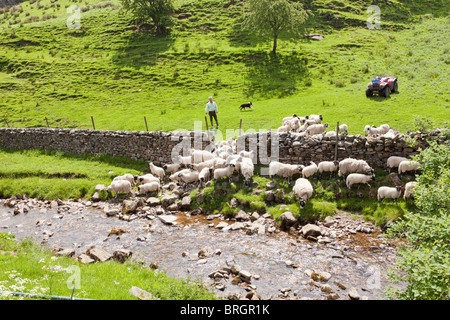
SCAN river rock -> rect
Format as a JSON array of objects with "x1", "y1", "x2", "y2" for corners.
[
  {"x1": 235, "y1": 210, "x2": 250, "y2": 221},
  {"x1": 55, "y1": 248, "x2": 76, "y2": 257},
  {"x1": 86, "y1": 246, "x2": 112, "y2": 262},
  {"x1": 311, "y1": 271, "x2": 332, "y2": 282},
  {"x1": 146, "y1": 197, "x2": 161, "y2": 206},
  {"x1": 348, "y1": 287, "x2": 360, "y2": 300},
  {"x1": 122, "y1": 200, "x2": 139, "y2": 214},
  {"x1": 181, "y1": 196, "x2": 191, "y2": 210},
  {"x1": 280, "y1": 211, "x2": 297, "y2": 230},
  {"x1": 113, "y1": 249, "x2": 132, "y2": 263},
  {"x1": 78, "y1": 253, "x2": 95, "y2": 264},
  {"x1": 301, "y1": 224, "x2": 322, "y2": 238},
  {"x1": 129, "y1": 286, "x2": 158, "y2": 300},
  {"x1": 158, "y1": 215, "x2": 178, "y2": 225},
  {"x1": 215, "y1": 222, "x2": 229, "y2": 229},
  {"x1": 161, "y1": 194, "x2": 178, "y2": 207}
]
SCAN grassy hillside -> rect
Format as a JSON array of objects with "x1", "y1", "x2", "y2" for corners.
[{"x1": 0, "y1": 0, "x2": 449, "y2": 135}]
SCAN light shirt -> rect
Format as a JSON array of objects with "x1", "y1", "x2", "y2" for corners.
[{"x1": 205, "y1": 101, "x2": 218, "y2": 113}]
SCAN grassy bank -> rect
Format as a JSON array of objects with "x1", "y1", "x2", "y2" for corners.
[
  {"x1": 0, "y1": 0, "x2": 448, "y2": 134},
  {"x1": 0, "y1": 233, "x2": 217, "y2": 300}
]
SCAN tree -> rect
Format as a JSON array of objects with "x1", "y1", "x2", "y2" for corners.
[
  {"x1": 242, "y1": 0, "x2": 309, "y2": 54},
  {"x1": 120, "y1": 0, "x2": 175, "y2": 34}
]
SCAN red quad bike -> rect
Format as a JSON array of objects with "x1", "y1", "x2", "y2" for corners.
[{"x1": 366, "y1": 76, "x2": 398, "y2": 98}]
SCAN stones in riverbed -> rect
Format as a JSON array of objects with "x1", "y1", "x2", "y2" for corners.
[{"x1": 86, "y1": 246, "x2": 112, "y2": 262}]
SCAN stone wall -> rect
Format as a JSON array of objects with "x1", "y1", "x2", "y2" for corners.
[
  {"x1": 0, "y1": 128, "x2": 210, "y2": 166},
  {"x1": 0, "y1": 127, "x2": 447, "y2": 170}
]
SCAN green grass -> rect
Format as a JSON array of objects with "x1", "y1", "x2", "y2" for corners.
[
  {"x1": 0, "y1": 148, "x2": 148, "y2": 199},
  {"x1": 0, "y1": 233, "x2": 217, "y2": 300},
  {"x1": 0, "y1": 0, "x2": 449, "y2": 136}
]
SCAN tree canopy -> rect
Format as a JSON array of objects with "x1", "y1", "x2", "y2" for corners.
[{"x1": 242, "y1": 0, "x2": 309, "y2": 54}]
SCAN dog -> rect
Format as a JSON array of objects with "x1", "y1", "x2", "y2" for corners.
[{"x1": 239, "y1": 102, "x2": 253, "y2": 111}]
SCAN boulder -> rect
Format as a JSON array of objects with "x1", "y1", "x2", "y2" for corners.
[
  {"x1": 113, "y1": 249, "x2": 132, "y2": 263},
  {"x1": 129, "y1": 286, "x2": 158, "y2": 300},
  {"x1": 301, "y1": 224, "x2": 322, "y2": 238},
  {"x1": 180, "y1": 196, "x2": 191, "y2": 210},
  {"x1": 86, "y1": 246, "x2": 112, "y2": 262},
  {"x1": 146, "y1": 197, "x2": 161, "y2": 206},
  {"x1": 280, "y1": 211, "x2": 297, "y2": 230},
  {"x1": 78, "y1": 253, "x2": 95, "y2": 264},
  {"x1": 161, "y1": 194, "x2": 178, "y2": 208},
  {"x1": 158, "y1": 215, "x2": 178, "y2": 225},
  {"x1": 122, "y1": 200, "x2": 139, "y2": 214},
  {"x1": 348, "y1": 287, "x2": 360, "y2": 300}
]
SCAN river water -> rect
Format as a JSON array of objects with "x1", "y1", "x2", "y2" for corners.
[{"x1": 0, "y1": 202, "x2": 402, "y2": 300}]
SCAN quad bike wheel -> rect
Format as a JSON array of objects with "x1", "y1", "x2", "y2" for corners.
[
  {"x1": 366, "y1": 88, "x2": 373, "y2": 97},
  {"x1": 382, "y1": 86, "x2": 391, "y2": 98},
  {"x1": 392, "y1": 81, "x2": 398, "y2": 93}
]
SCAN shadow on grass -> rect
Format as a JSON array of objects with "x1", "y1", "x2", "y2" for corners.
[{"x1": 243, "y1": 51, "x2": 311, "y2": 99}]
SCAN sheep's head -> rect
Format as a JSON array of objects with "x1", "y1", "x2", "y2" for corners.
[
  {"x1": 333, "y1": 160, "x2": 339, "y2": 166},
  {"x1": 305, "y1": 115, "x2": 309, "y2": 119},
  {"x1": 133, "y1": 175, "x2": 139, "y2": 181},
  {"x1": 299, "y1": 199, "x2": 307, "y2": 208},
  {"x1": 324, "y1": 123, "x2": 329, "y2": 128},
  {"x1": 319, "y1": 115, "x2": 323, "y2": 120},
  {"x1": 396, "y1": 185, "x2": 402, "y2": 192}
]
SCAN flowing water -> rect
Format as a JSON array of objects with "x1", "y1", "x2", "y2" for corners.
[{"x1": 0, "y1": 203, "x2": 402, "y2": 300}]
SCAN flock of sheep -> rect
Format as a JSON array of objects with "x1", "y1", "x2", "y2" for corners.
[{"x1": 105, "y1": 114, "x2": 419, "y2": 210}]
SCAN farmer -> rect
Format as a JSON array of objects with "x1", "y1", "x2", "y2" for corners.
[{"x1": 205, "y1": 96, "x2": 219, "y2": 129}]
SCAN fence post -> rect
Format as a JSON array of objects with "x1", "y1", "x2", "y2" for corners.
[
  {"x1": 334, "y1": 121, "x2": 339, "y2": 161},
  {"x1": 144, "y1": 116, "x2": 149, "y2": 131},
  {"x1": 239, "y1": 119, "x2": 242, "y2": 136},
  {"x1": 91, "y1": 116, "x2": 95, "y2": 130},
  {"x1": 45, "y1": 117, "x2": 49, "y2": 128},
  {"x1": 204, "y1": 116, "x2": 210, "y2": 140},
  {"x1": 4, "y1": 118, "x2": 10, "y2": 128}
]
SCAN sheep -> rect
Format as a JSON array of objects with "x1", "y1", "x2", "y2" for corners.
[
  {"x1": 297, "y1": 122, "x2": 309, "y2": 132},
  {"x1": 277, "y1": 124, "x2": 291, "y2": 133},
  {"x1": 138, "y1": 181, "x2": 160, "y2": 195},
  {"x1": 377, "y1": 186, "x2": 402, "y2": 204},
  {"x1": 134, "y1": 174, "x2": 159, "y2": 185},
  {"x1": 106, "y1": 180, "x2": 132, "y2": 197},
  {"x1": 309, "y1": 114, "x2": 323, "y2": 122},
  {"x1": 306, "y1": 123, "x2": 329, "y2": 136},
  {"x1": 338, "y1": 158, "x2": 374, "y2": 178},
  {"x1": 317, "y1": 160, "x2": 339, "y2": 178},
  {"x1": 198, "y1": 167, "x2": 213, "y2": 185},
  {"x1": 346, "y1": 172, "x2": 375, "y2": 189},
  {"x1": 175, "y1": 154, "x2": 192, "y2": 166},
  {"x1": 398, "y1": 160, "x2": 420, "y2": 175},
  {"x1": 324, "y1": 131, "x2": 336, "y2": 137},
  {"x1": 404, "y1": 181, "x2": 418, "y2": 201},
  {"x1": 337, "y1": 124, "x2": 348, "y2": 133},
  {"x1": 239, "y1": 150, "x2": 254, "y2": 159},
  {"x1": 386, "y1": 156, "x2": 408, "y2": 172},
  {"x1": 163, "y1": 163, "x2": 181, "y2": 174},
  {"x1": 382, "y1": 129, "x2": 396, "y2": 139},
  {"x1": 268, "y1": 161, "x2": 303, "y2": 184},
  {"x1": 149, "y1": 162, "x2": 165, "y2": 180},
  {"x1": 169, "y1": 169, "x2": 193, "y2": 182},
  {"x1": 364, "y1": 124, "x2": 390, "y2": 136},
  {"x1": 191, "y1": 149, "x2": 215, "y2": 164},
  {"x1": 178, "y1": 170, "x2": 200, "y2": 189},
  {"x1": 292, "y1": 178, "x2": 313, "y2": 208},
  {"x1": 236, "y1": 157, "x2": 254, "y2": 186},
  {"x1": 113, "y1": 174, "x2": 135, "y2": 187},
  {"x1": 193, "y1": 158, "x2": 216, "y2": 172},
  {"x1": 282, "y1": 114, "x2": 298, "y2": 125},
  {"x1": 213, "y1": 163, "x2": 236, "y2": 182},
  {"x1": 302, "y1": 161, "x2": 318, "y2": 179}
]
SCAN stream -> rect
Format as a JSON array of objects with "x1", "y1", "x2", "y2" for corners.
[{"x1": 0, "y1": 199, "x2": 403, "y2": 300}]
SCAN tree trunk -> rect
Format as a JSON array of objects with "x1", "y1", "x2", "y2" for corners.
[{"x1": 272, "y1": 34, "x2": 278, "y2": 54}]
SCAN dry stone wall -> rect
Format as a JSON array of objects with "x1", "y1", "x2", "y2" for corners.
[{"x1": 0, "y1": 127, "x2": 447, "y2": 169}]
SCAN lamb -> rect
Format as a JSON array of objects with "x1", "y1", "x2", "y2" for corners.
[
  {"x1": 138, "y1": 181, "x2": 160, "y2": 195},
  {"x1": 386, "y1": 156, "x2": 408, "y2": 172},
  {"x1": 178, "y1": 170, "x2": 200, "y2": 188},
  {"x1": 213, "y1": 163, "x2": 236, "y2": 182},
  {"x1": 306, "y1": 123, "x2": 329, "y2": 136},
  {"x1": 236, "y1": 157, "x2": 254, "y2": 185},
  {"x1": 113, "y1": 174, "x2": 135, "y2": 187},
  {"x1": 198, "y1": 167, "x2": 213, "y2": 185},
  {"x1": 302, "y1": 161, "x2": 318, "y2": 179},
  {"x1": 337, "y1": 124, "x2": 348, "y2": 133},
  {"x1": 346, "y1": 172, "x2": 375, "y2": 189},
  {"x1": 338, "y1": 158, "x2": 374, "y2": 178},
  {"x1": 134, "y1": 174, "x2": 159, "y2": 185},
  {"x1": 404, "y1": 181, "x2": 418, "y2": 201},
  {"x1": 149, "y1": 162, "x2": 165, "y2": 180},
  {"x1": 317, "y1": 160, "x2": 339, "y2": 178},
  {"x1": 292, "y1": 178, "x2": 313, "y2": 208},
  {"x1": 269, "y1": 161, "x2": 303, "y2": 184},
  {"x1": 163, "y1": 163, "x2": 181, "y2": 174},
  {"x1": 377, "y1": 186, "x2": 402, "y2": 204},
  {"x1": 106, "y1": 180, "x2": 132, "y2": 197},
  {"x1": 398, "y1": 160, "x2": 420, "y2": 174}
]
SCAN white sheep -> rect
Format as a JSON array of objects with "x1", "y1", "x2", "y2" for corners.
[
  {"x1": 269, "y1": 161, "x2": 303, "y2": 184},
  {"x1": 302, "y1": 161, "x2": 318, "y2": 179},
  {"x1": 324, "y1": 131, "x2": 336, "y2": 137},
  {"x1": 398, "y1": 160, "x2": 420, "y2": 174},
  {"x1": 236, "y1": 157, "x2": 254, "y2": 185},
  {"x1": 178, "y1": 170, "x2": 200, "y2": 189},
  {"x1": 297, "y1": 122, "x2": 309, "y2": 132},
  {"x1": 346, "y1": 172, "x2": 375, "y2": 189},
  {"x1": 386, "y1": 156, "x2": 408, "y2": 171},
  {"x1": 309, "y1": 114, "x2": 323, "y2": 122},
  {"x1": 175, "y1": 154, "x2": 192, "y2": 166},
  {"x1": 191, "y1": 149, "x2": 215, "y2": 164},
  {"x1": 282, "y1": 114, "x2": 298, "y2": 125},
  {"x1": 337, "y1": 124, "x2": 348, "y2": 133},
  {"x1": 198, "y1": 167, "x2": 213, "y2": 184},
  {"x1": 239, "y1": 150, "x2": 254, "y2": 159},
  {"x1": 135, "y1": 174, "x2": 159, "y2": 185},
  {"x1": 163, "y1": 163, "x2": 181, "y2": 174},
  {"x1": 377, "y1": 186, "x2": 402, "y2": 204},
  {"x1": 364, "y1": 124, "x2": 390, "y2": 136},
  {"x1": 149, "y1": 162, "x2": 165, "y2": 180},
  {"x1": 404, "y1": 181, "x2": 418, "y2": 201},
  {"x1": 193, "y1": 158, "x2": 216, "y2": 172},
  {"x1": 293, "y1": 178, "x2": 313, "y2": 208},
  {"x1": 213, "y1": 163, "x2": 236, "y2": 182},
  {"x1": 277, "y1": 124, "x2": 291, "y2": 133},
  {"x1": 306, "y1": 123, "x2": 329, "y2": 136},
  {"x1": 382, "y1": 129, "x2": 396, "y2": 139},
  {"x1": 317, "y1": 160, "x2": 339, "y2": 178},
  {"x1": 338, "y1": 158, "x2": 374, "y2": 178},
  {"x1": 138, "y1": 181, "x2": 160, "y2": 195},
  {"x1": 106, "y1": 180, "x2": 132, "y2": 197},
  {"x1": 113, "y1": 174, "x2": 135, "y2": 187},
  {"x1": 169, "y1": 169, "x2": 193, "y2": 182}
]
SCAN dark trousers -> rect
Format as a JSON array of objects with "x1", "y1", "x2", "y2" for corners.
[{"x1": 209, "y1": 111, "x2": 218, "y2": 127}]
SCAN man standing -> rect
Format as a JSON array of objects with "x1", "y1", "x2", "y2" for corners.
[{"x1": 205, "y1": 96, "x2": 219, "y2": 129}]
